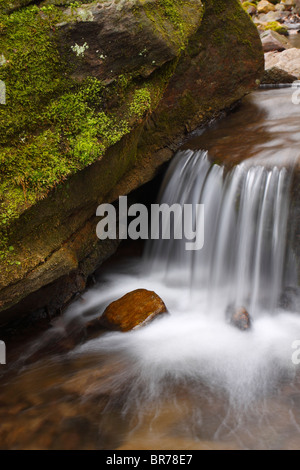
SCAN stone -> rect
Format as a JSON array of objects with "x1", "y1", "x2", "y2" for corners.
[
  {"x1": 257, "y1": 10, "x2": 288, "y2": 21},
  {"x1": 99, "y1": 289, "x2": 167, "y2": 332},
  {"x1": 226, "y1": 304, "x2": 251, "y2": 331},
  {"x1": 241, "y1": 1, "x2": 257, "y2": 15},
  {"x1": 230, "y1": 307, "x2": 252, "y2": 331},
  {"x1": 257, "y1": 0, "x2": 276, "y2": 14},
  {"x1": 260, "y1": 29, "x2": 292, "y2": 51},
  {"x1": 247, "y1": 5, "x2": 257, "y2": 15},
  {"x1": 265, "y1": 47, "x2": 300, "y2": 77},
  {"x1": 281, "y1": 0, "x2": 296, "y2": 8},
  {"x1": 56, "y1": 1, "x2": 202, "y2": 82},
  {"x1": 295, "y1": 0, "x2": 300, "y2": 13},
  {"x1": 261, "y1": 66, "x2": 298, "y2": 83}
]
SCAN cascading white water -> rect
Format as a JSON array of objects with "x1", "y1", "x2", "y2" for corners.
[
  {"x1": 55, "y1": 146, "x2": 300, "y2": 415},
  {"x1": 146, "y1": 149, "x2": 297, "y2": 319}
]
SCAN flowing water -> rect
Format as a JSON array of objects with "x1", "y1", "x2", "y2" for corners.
[{"x1": 1, "y1": 88, "x2": 300, "y2": 450}]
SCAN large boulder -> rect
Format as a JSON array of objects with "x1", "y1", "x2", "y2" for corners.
[{"x1": 0, "y1": 0, "x2": 264, "y2": 324}]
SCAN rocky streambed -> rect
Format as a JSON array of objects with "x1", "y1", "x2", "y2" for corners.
[{"x1": 241, "y1": 0, "x2": 300, "y2": 81}]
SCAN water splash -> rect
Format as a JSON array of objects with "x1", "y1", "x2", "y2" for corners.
[{"x1": 54, "y1": 148, "x2": 300, "y2": 415}]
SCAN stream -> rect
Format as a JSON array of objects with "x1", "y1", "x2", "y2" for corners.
[{"x1": 1, "y1": 87, "x2": 300, "y2": 450}]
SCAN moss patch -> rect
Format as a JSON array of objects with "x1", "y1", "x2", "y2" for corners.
[
  {"x1": 140, "y1": 0, "x2": 204, "y2": 50},
  {"x1": 262, "y1": 21, "x2": 289, "y2": 36}
]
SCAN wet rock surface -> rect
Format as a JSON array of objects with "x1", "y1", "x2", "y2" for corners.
[
  {"x1": 227, "y1": 305, "x2": 252, "y2": 331},
  {"x1": 91, "y1": 289, "x2": 167, "y2": 332}
]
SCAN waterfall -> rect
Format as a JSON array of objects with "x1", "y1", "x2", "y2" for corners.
[{"x1": 146, "y1": 150, "x2": 297, "y2": 318}]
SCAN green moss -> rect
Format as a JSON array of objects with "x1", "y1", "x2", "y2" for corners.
[
  {"x1": 205, "y1": 0, "x2": 258, "y2": 57},
  {"x1": 147, "y1": 0, "x2": 262, "y2": 145},
  {"x1": 138, "y1": 0, "x2": 204, "y2": 50},
  {"x1": 241, "y1": 2, "x2": 257, "y2": 12},
  {"x1": 129, "y1": 87, "x2": 152, "y2": 120},
  {"x1": 262, "y1": 21, "x2": 289, "y2": 36}
]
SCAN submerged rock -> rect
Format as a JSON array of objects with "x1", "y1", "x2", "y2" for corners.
[
  {"x1": 227, "y1": 306, "x2": 252, "y2": 331},
  {"x1": 95, "y1": 289, "x2": 167, "y2": 332}
]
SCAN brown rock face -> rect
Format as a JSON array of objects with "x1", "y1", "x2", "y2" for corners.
[{"x1": 100, "y1": 289, "x2": 167, "y2": 332}]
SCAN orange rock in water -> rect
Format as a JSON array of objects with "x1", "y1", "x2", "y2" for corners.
[
  {"x1": 101, "y1": 289, "x2": 167, "y2": 332},
  {"x1": 230, "y1": 307, "x2": 251, "y2": 331}
]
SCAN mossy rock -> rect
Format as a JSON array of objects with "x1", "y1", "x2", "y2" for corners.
[
  {"x1": 241, "y1": 2, "x2": 257, "y2": 14},
  {"x1": 262, "y1": 21, "x2": 289, "y2": 35}
]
